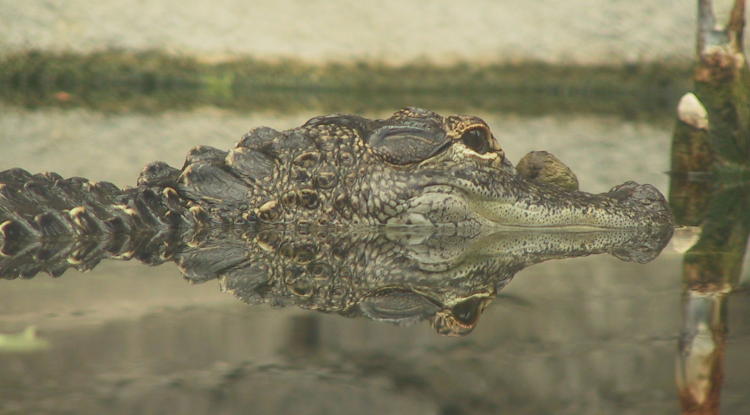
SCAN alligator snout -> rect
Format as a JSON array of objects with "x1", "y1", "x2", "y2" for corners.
[{"x1": 605, "y1": 181, "x2": 674, "y2": 226}]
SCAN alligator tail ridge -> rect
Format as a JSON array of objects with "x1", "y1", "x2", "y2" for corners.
[{"x1": 0, "y1": 167, "x2": 205, "y2": 278}]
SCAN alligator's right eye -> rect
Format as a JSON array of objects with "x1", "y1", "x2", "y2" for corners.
[{"x1": 460, "y1": 128, "x2": 490, "y2": 154}]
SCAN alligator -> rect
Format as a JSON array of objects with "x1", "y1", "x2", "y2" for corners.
[
  {"x1": 0, "y1": 107, "x2": 675, "y2": 333},
  {"x1": 0, "y1": 107, "x2": 673, "y2": 276}
]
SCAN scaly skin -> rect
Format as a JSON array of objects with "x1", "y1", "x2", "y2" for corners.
[{"x1": 0, "y1": 107, "x2": 673, "y2": 265}]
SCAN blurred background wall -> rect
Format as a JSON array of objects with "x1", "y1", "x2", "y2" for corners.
[{"x1": 1, "y1": 0, "x2": 739, "y2": 65}]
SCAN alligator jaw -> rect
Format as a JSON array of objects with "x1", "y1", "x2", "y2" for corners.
[
  {"x1": 402, "y1": 164, "x2": 675, "y2": 230},
  {"x1": 467, "y1": 179, "x2": 675, "y2": 229},
  {"x1": 402, "y1": 141, "x2": 673, "y2": 230}
]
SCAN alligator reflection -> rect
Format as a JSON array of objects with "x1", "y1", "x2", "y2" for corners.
[{"x1": 0, "y1": 224, "x2": 673, "y2": 336}]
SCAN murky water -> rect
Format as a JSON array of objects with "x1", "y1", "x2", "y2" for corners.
[{"x1": 1, "y1": 102, "x2": 748, "y2": 415}]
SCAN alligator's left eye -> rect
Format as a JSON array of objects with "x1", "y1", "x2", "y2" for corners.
[{"x1": 460, "y1": 128, "x2": 490, "y2": 154}]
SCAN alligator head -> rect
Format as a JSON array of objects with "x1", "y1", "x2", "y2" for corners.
[{"x1": 138, "y1": 107, "x2": 673, "y2": 230}]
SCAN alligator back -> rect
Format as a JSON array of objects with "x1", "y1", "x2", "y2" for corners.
[{"x1": 0, "y1": 116, "x2": 373, "y2": 277}]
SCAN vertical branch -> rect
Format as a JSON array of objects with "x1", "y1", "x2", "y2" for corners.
[
  {"x1": 728, "y1": 0, "x2": 746, "y2": 52},
  {"x1": 698, "y1": 0, "x2": 746, "y2": 54},
  {"x1": 692, "y1": 0, "x2": 749, "y2": 164},
  {"x1": 697, "y1": 0, "x2": 717, "y2": 55},
  {"x1": 677, "y1": 292, "x2": 727, "y2": 415},
  {"x1": 673, "y1": 2, "x2": 750, "y2": 414}
]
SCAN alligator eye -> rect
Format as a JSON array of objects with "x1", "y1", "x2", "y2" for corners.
[
  {"x1": 368, "y1": 124, "x2": 450, "y2": 165},
  {"x1": 460, "y1": 128, "x2": 490, "y2": 154},
  {"x1": 450, "y1": 297, "x2": 484, "y2": 326}
]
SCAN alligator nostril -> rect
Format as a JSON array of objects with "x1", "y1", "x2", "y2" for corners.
[{"x1": 460, "y1": 128, "x2": 490, "y2": 154}]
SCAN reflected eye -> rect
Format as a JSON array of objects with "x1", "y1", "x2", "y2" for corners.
[
  {"x1": 450, "y1": 297, "x2": 484, "y2": 326},
  {"x1": 460, "y1": 128, "x2": 490, "y2": 154}
]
